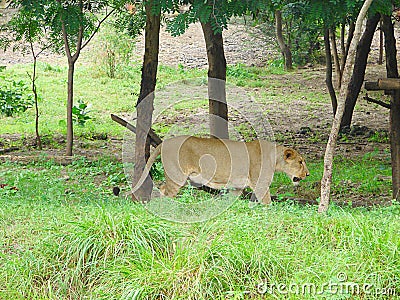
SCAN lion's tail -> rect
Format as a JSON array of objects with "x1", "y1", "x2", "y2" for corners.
[{"x1": 131, "y1": 143, "x2": 162, "y2": 194}]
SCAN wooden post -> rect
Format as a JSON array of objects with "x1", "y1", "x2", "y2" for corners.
[
  {"x1": 390, "y1": 89, "x2": 400, "y2": 199},
  {"x1": 365, "y1": 78, "x2": 400, "y2": 200}
]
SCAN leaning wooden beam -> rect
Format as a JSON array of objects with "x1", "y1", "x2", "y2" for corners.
[
  {"x1": 110, "y1": 114, "x2": 162, "y2": 148},
  {"x1": 364, "y1": 95, "x2": 391, "y2": 109},
  {"x1": 0, "y1": 155, "x2": 75, "y2": 165},
  {"x1": 0, "y1": 147, "x2": 19, "y2": 155},
  {"x1": 271, "y1": 195, "x2": 318, "y2": 206}
]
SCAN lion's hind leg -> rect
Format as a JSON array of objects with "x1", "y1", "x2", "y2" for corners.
[{"x1": 160, "y1": 175, "x2": 187, "y2": 198}]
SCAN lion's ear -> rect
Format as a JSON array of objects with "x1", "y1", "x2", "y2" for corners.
[{"x1": 284, "y1": 149, "x2": 296, "y2": 161}]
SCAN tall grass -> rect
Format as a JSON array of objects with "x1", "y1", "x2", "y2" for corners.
[{"x1": 0, "y1": 160, "x2": 398, "y2": 299}]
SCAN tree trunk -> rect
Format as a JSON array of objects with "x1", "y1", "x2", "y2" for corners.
[
  {"x1": 201, "y1": 21, "x2": 229, "y2": 139},
  {"x1": 29, "y1": 41, "x2": 42, "y2": 150},
  {"x1": 329, "y1": 29, "x2": 342, "y2": 88},
  {"x1": 378, "y1": 18, "x2": 383, "y2": 65},
  {"x1": 275, "y1": 10, "x2": 293, "y2": 71},
  {"x1": 340, "y1": 23, "x2": 345, "y2": 55},
  {"x1": 340, "y1": 22, "x2": 355, "y2": 76},
  {"x1": 382, "y1": 15, "x2": 399, "y2": 79},
  {"x1": 132, "y1": 3, "x2": 161, "y2": 201},
  {"x1": 382, "y1": 14, "x2": 400, "y2": 200},
  {"x1": 340, "y1": 13, "x2": 380, "y2": 129},
  {"x1": 66, "y1": 61, "x2": 74, "y2": 156},
  {"x1": 324, "y1": 27, "x2": 337, "y2": 115},
  {"x1": 32, "y1": 55, "x2": 42, "y2": 150},
  {"x1": 319, "y1": 0, "x2": 374, "y2": 213},
  {"x1": 59, "y1": 0, "x2": 84, "y2": 156}
]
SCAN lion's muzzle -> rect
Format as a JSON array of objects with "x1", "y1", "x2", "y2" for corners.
[{"x1": 293, "y1": 177, "x2": 301, "y2": 182}]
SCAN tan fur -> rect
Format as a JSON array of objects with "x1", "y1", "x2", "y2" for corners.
[{"x1": 135, "y1": 136, "x2": 309, "y2": 204}]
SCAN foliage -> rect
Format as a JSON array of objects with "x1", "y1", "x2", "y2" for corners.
[
  {"x1": 227, "y1": 63, "x2": 257, "y2": 79},
  {"x1": 0, "y1": 76, "x2": 33, "y2": 117},
  {"x1": 1, "y1": 2, "x2": 53, "y2": 53},
  {"x1": 72, "y1": 99, "x2": 92, "y2": 126},
  {"x1": 95, "y1": 23, "x2": 136, "y2": 78},
  {"x1": 166, "y1": 0, "x2": 270, "y2": 36},
  {"x1": 368, "y1": 130, "x2": 389, "y2": 143},
  {"x1": 114, "y1": 2, "x2": 147, "y2": 38},
  {"x1": 281, "y1": 2, "x2": 323, "y2": 65},
  {"x1": 251, "y1": 0, "x2": 400, "y2": 66}
]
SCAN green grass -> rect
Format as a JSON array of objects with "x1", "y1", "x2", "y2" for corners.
[
  {"x1": 271, "y1": 151, "x2": 392, "y2": 200},
  {"x1": 0, "y1": 158, "x2": 398, "y2": 299},
  {"x1": 0, "y1": 61, "x2": 207, "y2": 139}
]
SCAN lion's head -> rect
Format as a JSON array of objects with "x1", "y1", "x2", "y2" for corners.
[{"x1": 278, "y1": 148, "x2": 310, "y2": 185}]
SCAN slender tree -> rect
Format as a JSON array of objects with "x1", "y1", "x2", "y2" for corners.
[
  {"x1": 29, "y1": 41, "x2": 42, "y2": 149},
  {"x1": 132, "y1": 1, "x2": 161, "y2": 201},
  {"x1": 6, "y1": 0, "x2": 124, "y2": 156},
  {"x1": 275, "y1": 10, "x2": 293, "y2": 71},
  {"x1": 324, "y1": 27, "x2": 337, "y2": 115},
  {"x1": 340, "y1": 13, "x2": 380, "y2": 128},
  {"x1": 2, "y1": 4, "x2": 57, "y2": 149},
  {"x1": 54, "y1": 0, "x2": 117, "y2": 155},
  {"x1": 319, "y1": 0, "x2": 373, "y2": 213}
]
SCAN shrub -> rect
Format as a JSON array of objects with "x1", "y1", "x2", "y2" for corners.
[
  {"x1": 0, "y1": 76, "x2": 33, "y2": 117},
  {"x1": 95, "y1": 23, "x2": 137, "y2": 79},
  {"x1": 72, "y1": 99, "x2": 92, "y2": 126}
]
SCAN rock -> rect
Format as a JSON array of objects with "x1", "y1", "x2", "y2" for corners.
[
  {"x1": 340, "y1": 125, "x2": 351, "y2": 134},
  {"x1": 350, "y1": 125, "x2": 369, "y2": 136},
  {"x1": 113, "y1": 186, "x2": 120, "y2": 196},
  {"x1": 298, "y1": 126, "x2": 312, "y2": 135}
]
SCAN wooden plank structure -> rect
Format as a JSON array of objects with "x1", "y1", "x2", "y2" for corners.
[{"x1": 365, "y1": 78, "x2": 400, "y2": 200}]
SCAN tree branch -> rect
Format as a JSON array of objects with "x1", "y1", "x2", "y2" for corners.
[
  {"x1": 71, "y1": 0, "x2": 84, "y2": 62},
  {"x1": 81, "y1": 8, "x2": 116, "y2": 51},
  {"x1": 57, "y1": 0, "x2": 72, "y2": 61},
  {"x1": 35, "y1": 42, "x2": 55, "y2": 58}
]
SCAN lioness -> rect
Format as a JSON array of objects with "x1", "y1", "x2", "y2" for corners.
[{"x1": 135, "y1": 136, "x2": 309, "y2": 204}]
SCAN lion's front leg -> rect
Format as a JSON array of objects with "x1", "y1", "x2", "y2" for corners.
[
  {"x1": 230, "y1": 188, "x2": 243, "y2": 197},
  {"x1": 261, "y1": 189, "x2": 271, "y2": 205},
  {"x1": 250, "y1": 184, "x2": 272, "y2": 205}
]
